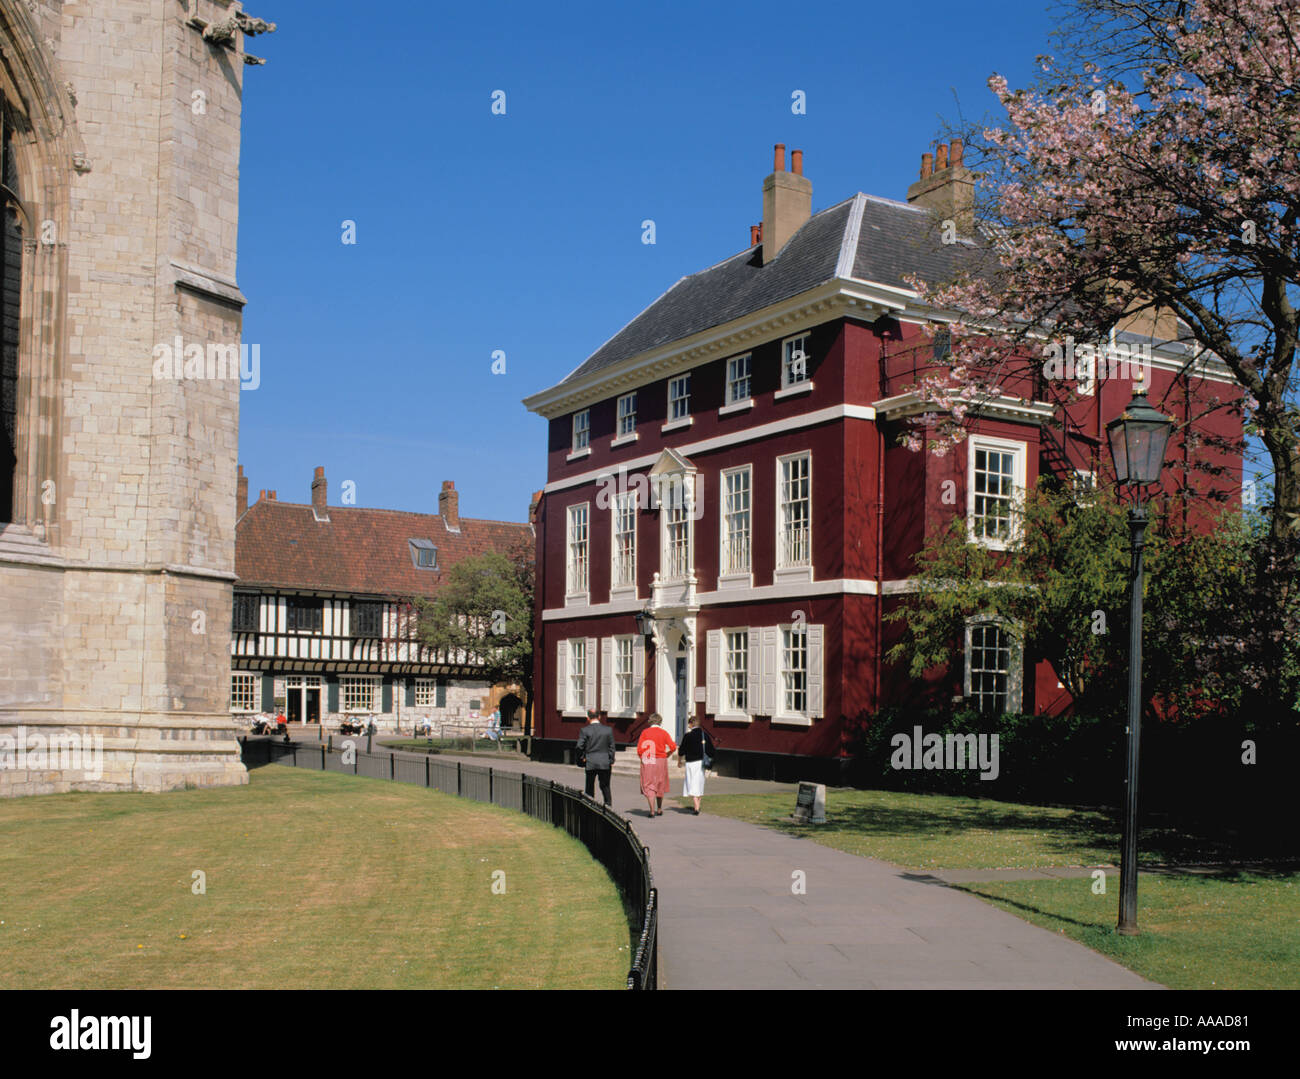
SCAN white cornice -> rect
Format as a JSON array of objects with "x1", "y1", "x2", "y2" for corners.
[
  {"x1": 541, "y1": 403, "x2": 877, "y2": 494},
  {"x1": 874, "y1": 391, "x2": 1058, "y2": 425},
  {"x1": 522, "y1": 281, "x2": 898, "y2": 419},
  {"x1": 523, "y1": 271, "x2": 1239, "y2": 422},
  {"x1": 539, "y1": 577, "x2": 942, "y2": 618}
]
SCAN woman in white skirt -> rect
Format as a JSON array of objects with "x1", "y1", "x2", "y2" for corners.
[{"x1": 676, "y1": 715, "x2": 716, "y2": 815}]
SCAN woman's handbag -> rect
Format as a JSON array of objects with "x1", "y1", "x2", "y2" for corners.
[{"x1": 701, "y1": 730, "x2": 713, "y2": 770}]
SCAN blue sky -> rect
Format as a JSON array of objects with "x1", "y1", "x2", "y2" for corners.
[{"x1": 235, "y1": 0, "x2": 1063, "y2": 522}]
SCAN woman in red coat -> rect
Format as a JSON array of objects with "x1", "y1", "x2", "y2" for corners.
[{"x1": 636, "y1": 713, "x2": 677, "y2": 817}]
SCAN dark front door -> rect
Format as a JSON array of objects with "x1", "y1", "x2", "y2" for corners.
[
  {"x1": 674, "y1": 656, "x2": 688, "y2": 741},
  {"x1": 287, "y1": 690, "x2": 302, "y2": 722},
  {"x1": 306, "y1": 688, "x2": 321, "y2": 723}
]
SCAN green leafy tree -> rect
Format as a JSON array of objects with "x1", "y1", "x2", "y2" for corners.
[
  {"x1": 413, "y1": 542, "x2": 535, "y2": 732},
  {"x1": 886, "y1": 481, "x2": 1291, "y2": 725}
]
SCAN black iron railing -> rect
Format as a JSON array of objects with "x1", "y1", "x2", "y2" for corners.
[{"x1": 240, "y1": 737, "x2": 657, "y2": 990}]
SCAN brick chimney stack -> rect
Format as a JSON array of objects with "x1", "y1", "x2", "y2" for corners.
[
  {"x1": 761, "y1": 143, "x2": 812, "y2": 265},
  {"x1": 311, "y1": 466, "x2": 329, "y2": 521},
  {"x1": 528, "y1": 489, "x2": 543, "y2": 526},
  {"x1": 237, "y1": 464, "x2": 248, "y2": 518},
  {"x1": 440, "y1": 480, "x2": 460, "y2": 533},
  {"x1": 907, "y1": 139, "x2": 975, "y2": 236}
]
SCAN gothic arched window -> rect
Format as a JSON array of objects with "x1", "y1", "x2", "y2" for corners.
[{"x1": 0, "y1": 97, "x2": 21, "y2": 524}]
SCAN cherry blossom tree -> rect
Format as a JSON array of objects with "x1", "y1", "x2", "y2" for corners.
[
  {"x1": 911, "y1": 0, "x2": 1300, "y2": 546},
  {"x1": 891, "y1": 1, "x2": 1300, "y2": 727}
]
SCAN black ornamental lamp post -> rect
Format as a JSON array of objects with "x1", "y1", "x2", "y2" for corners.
[{"x1": 1105, "y1": 384, "x2": 1174, "y2": 936}]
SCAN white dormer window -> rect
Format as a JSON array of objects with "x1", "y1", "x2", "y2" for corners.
[
  {"x1": 669, "y1": 375, "x2": 691, "y2": 421},
  {"x1": 572, "y1": 410, "x2": 590, "y2": 452},
  {"x1": 409, "y1": 538, "x2": 438, "y2": 569}
]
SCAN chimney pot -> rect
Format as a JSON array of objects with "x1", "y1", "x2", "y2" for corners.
[
  {"x1": 773, "y1": 143, "x2": 785, "y2": 172},
  {"x1": 908, "y1": 141, "x2": 976, "y2": 236},
  {"x1": 750, "y1": 224, "x2": 760, "y2": 247},
  {"x1": 439, "y1": 480, "x2": 461, "y2": 532},
  {"x1": 311, "y1": 465, "x2": 328, "y2": 517},
  {"x1": 791, "y1": 149, "x2": 803, "y2": 176},
  {"x1": 761, "y1": 145, "x2": 811, "y2": 264}
]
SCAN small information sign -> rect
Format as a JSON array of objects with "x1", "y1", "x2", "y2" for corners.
[{"x1": 791, "y1": 781, "x2": 826, "y2": 824}]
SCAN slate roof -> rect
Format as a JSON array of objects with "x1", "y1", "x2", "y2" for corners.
[
  {"x1": 556, "y1": 193, "x2": 983, "y2": 388},
  {"x1": 235, "y1": 498, "x2": 532, "y2": 599}
]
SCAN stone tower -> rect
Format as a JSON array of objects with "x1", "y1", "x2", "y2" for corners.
[{"x1": 0, "y1": 0, "x2": 274, "y2": 794}]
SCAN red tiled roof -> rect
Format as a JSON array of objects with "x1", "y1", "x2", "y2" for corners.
[{"x1": 235, "y1": 499, "x2": 532, "y2": 598}]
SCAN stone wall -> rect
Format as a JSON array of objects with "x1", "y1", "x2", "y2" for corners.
[{"x1": 0, "y1": 0, "x2": 261, "y2": 795}]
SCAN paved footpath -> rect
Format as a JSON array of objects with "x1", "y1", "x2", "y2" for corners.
[{"x1": 294, "y1": 738, "x2": 1159, "y2": 990}]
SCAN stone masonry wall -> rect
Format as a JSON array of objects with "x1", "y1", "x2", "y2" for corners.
[{"x1": 0, "y1": 0, "x2": 255, "y2": 795}]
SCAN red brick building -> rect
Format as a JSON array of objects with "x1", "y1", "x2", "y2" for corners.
[
  {"x1": 231, "y1": 468, "x2": 533, "y2": 733},
  {"x1": 522, "y1": 144, "x2": 1242, "y2": 778}
]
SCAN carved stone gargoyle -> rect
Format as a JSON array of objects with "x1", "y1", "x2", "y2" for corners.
[{"x1": 196, "y1": 9, "x2": 277, "y2": 64}]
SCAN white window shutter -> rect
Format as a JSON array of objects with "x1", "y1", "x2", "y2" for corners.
[
  {"x1": 585, "y1": 637, "x2": 597, "y2": 711},
  {"x1": 601, "y1": 637, "x2": 613, "y2": 712},
  {"x1": 760, "y1": 627, "x2": 779, "y2": 716},
  {"x1": 632, "y1": 639, "x2": 645, "y2": 713},
  {"x1": 807, "y1": 624, "x2": 824, "y2": 718},
  {"x1": 706, "y1": 629, "x2": 721, "y2": 714},
  {"x1": 556, "y1": 639, "x2": 568, "y2": 712},
  {"x1": 747, "y1": 628, "x2": 760, "y2": 716},
  {"x1": 1009, "y1": 626, "x2": 1024, "y2": 713},
  {"x1": 963, "y1": 622, "x2": 973, "y2": 697}
]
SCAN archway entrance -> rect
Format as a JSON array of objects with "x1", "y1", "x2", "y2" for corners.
[{"x1": 498, "y1": 693, "x2": 522, "y2": 728}]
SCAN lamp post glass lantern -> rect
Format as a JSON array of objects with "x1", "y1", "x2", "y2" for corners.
[
  {"x1": 1105, "y1": 385, "x2": 1174, "y2": 936},
  {"x1": 1106, "y1": 389, "x2": 1174, "y2": 485},
  {"x1": 635, "y1": 609, "x2": 653, "y2": 640}
]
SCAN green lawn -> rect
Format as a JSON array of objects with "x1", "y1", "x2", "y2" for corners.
[
  {"x1": 954, "y1": 872, "x2": 1300, "y2": 989},
  {"x1": 0, "y1": 766, "x2": 629, "y2": 989},
  {"x1": 692, "y1": 788, "x2": 1292, "y2": 869}
]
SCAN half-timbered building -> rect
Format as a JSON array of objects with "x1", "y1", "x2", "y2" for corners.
[
  {"x1": 522, "y1": 142, "x2": 1243, "y2": 779},
  {"x1": 230, "y1": 467, "x2": 533, "y2": 733}
]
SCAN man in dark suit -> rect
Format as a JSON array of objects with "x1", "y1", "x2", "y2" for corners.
[{"x1": 575, "y1": 707, "x2": 615, "y2": 806}]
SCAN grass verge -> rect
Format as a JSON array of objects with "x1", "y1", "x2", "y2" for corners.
[
  {"x1": 952, "y1": 871, "x2": 1300, "y2": 989},
  {"x1": 0, "y1": 765, "x2": 628, "y2": 989},
  {"x1": 691, "y1": 788, "x2": 1293, "y2": 869}
]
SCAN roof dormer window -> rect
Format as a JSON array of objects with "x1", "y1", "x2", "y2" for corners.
[{"x1": 409, "y1": 538, "x2": 438, "y2": 569}]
